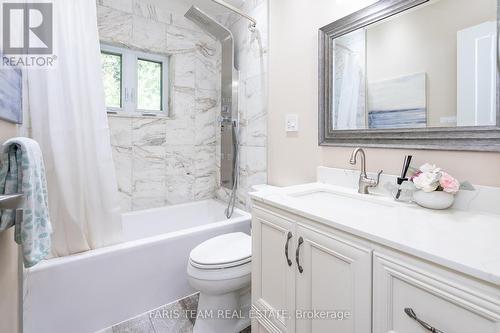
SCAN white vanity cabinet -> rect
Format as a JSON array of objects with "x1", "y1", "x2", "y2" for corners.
[
  {"x1": 252, "y1": 200, "x2": 500, "y2": 333},
  {"x1": 252, "y1": 204, "x2": 373, "y2": 333}
]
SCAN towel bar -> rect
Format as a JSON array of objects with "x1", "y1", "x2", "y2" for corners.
[
  {"x1": 0, "y1": 193, "x2": 25, "y2": 333},
  {"x1": 0, "y1": 194, "x2": 24, "y2": 209}
]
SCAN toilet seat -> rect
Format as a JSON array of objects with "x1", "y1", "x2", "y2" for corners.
[
  {"x1": 188, "y1": 260, "x2": 251, "y2": 282},
  {"x1": 189, "y1": 232, "x2": 251, "y2": 270},
  {"x1": 190, "y1": 256, "x2": 251, "y2": 269}
]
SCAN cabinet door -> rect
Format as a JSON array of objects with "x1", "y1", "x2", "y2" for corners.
[
  {"x1": 295, "y1": 224, "x2": 372, "y2": 333},
  {"x1": 373, "y1": 252, "x2": 500, "y2": 333},
  {"x1": 252, "y1": 206, "x2": 296, "y2": 332}
]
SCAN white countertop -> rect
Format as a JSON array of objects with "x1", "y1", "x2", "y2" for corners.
[{"x1": 251, "y1": 181, "x2": 500, "y2": 287}]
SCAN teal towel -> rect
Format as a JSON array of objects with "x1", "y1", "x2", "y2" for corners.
[{"x1": 0, "y1": 138, "x2": 52, "y2": 268}]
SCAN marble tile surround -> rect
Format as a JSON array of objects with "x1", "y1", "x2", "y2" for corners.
[
  {"x1": 98, "y1": 0, "x2": 268, "y2": 212},
  {"x1": 98, "y1": 0, "x2": 221, "y2": 211}
]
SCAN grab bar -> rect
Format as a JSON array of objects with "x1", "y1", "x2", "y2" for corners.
[{"x1": 0, "y1": 194, "x2": 24, "y2": 209}]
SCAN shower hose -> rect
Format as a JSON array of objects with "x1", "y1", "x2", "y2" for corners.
[{"x1": 225, "y1": 120, "x2": 239, "y2": 219}]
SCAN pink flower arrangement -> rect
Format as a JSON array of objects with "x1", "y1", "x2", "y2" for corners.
[
  {"x1": 410, "y1": 164, "x2": 461, "y2": 195},
  {"x1": 439, "y1": 172, "x2": 460, "y2": 194}
]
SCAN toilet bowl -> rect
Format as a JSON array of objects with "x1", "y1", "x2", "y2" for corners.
[{"x1": 187, "y1": 232, "x2": 251, "y2": 333}]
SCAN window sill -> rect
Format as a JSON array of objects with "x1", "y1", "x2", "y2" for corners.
[{"x1": 106, "y1": 111, "x2": 171, "y2": 120}]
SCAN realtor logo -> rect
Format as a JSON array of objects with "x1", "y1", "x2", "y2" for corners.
[{"x1": 2, "y1": 3, "x2": 53, "y2": 55}]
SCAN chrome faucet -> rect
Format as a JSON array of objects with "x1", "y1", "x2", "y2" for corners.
[{"x1": 349, "y1": 148, "x2": 383, "y2": 194}]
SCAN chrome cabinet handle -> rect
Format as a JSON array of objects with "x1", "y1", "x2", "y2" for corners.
[
  {"x1": 284, "y1": 232, "x2": 293, "y2": 266},
  {"x1": 295, "y1": 237, "x2": 304, "y2": 273},
  {"x1": 404, "y1": 308, "x2": 445, "y2": 333}
]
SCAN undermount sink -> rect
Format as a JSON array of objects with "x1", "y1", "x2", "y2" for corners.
[{"x1": 286, "y1": 188, "x2": 396, "y2": 210}]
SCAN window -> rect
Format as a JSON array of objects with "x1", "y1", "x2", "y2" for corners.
[
  {"x1": 101, "y1": 52, "x2": 122, "y2": 109},
  {"x1": 100, "y1": 44, "x2": 169, "y2": 115},
  {"x1": 137, "y1": 59, "x2": 163, "y2": 111}
]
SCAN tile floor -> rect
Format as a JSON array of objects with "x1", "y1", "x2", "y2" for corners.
[{"x1": 98, "y1": 293, "x2": 251, "y2": 333}]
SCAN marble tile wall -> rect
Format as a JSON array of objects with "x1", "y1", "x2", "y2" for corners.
[
  {"x1": 97, "y1": 0, "x2": 221, "y2": 211},
  {"x1": 215, "y1": 0, "x2": 269, "y2": 210}
]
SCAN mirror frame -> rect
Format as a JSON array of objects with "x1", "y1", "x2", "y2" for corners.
[{"x1": 318, "y1": 0, "x2": 500, "y2": 151}]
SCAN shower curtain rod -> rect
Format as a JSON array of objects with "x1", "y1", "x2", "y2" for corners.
[{"x1": 210, "y1": 0, "x2": 257, "y2": 30}]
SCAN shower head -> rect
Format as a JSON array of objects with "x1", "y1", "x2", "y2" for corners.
[
  {"x1": 210, "y1": 0, "x2": 257, "y2": 31},
  {"x1": 184, "y1": 6, "x2": 233, "y2": 42}
]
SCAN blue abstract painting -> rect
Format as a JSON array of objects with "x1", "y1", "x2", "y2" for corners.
[
  {"x1": 368, "y1": 109, "x2": 426, "y2": 128},
  {"x1": 0, "y1": 64, "x2": 23, "y2": 124},
  {"x1": 368, "y1": 73, "x2": 426, "y2": 129}
]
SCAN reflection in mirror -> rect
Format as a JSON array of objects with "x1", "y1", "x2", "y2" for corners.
[{"x1": 332, "y1": 0, "x2": 497, "y2": 130}]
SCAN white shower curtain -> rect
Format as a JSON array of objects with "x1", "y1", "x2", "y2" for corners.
[
  {"x1": 27, "y1": 0, "x2": 122, "y2": 256},
  {"x1": 336, "y1": 48, "x2": 365, "y2": 129}
]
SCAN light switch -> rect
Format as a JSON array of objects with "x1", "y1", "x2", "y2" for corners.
[{"x1": 286, "y1": 114, "x2": 299, "y2": 132}]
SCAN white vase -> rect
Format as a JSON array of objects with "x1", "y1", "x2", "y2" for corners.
[{"x1": 412, "y1": 190, "x2": 455, "y2": 210}]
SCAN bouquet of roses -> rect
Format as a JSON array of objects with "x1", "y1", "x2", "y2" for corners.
[{"x1": 404, "y1": 163, "x2": 474, "y2": 194}]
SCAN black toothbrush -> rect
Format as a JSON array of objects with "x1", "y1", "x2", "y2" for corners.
[{"x1": 395, "y1": 155, "x2": 412, "y2": 199}]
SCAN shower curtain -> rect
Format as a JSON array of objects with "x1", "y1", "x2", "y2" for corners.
[
  {"x1": 27, "y1": 0, "x2": 122, "y2": 256},
  {"x1": 335, "y1": 47, "x2": 366, "y2": 129}
]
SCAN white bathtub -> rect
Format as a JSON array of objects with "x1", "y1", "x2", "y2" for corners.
[{"x1": 23, "y1": 199, "x2": 251, "y2": 333}]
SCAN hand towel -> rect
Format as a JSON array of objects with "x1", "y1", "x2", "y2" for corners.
[{"x1": 0, "y1": 137, "x2": 52, "y2": 267}]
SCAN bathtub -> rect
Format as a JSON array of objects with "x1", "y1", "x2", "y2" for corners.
[{"x1": 23, "y1": 199, "x2": 251, "y2": 333}]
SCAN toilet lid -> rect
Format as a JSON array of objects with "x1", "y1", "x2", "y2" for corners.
[{"x1": 189, "y1": 232, "x2": 251, "y2": 269}]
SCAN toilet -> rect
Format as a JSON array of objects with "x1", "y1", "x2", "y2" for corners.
[{"x1": 187, "y1": 232, "x2": 252, "y2": 333}]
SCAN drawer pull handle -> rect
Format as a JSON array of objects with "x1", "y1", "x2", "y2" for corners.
[
  {"x1": 296, "y1": 237, "x2": 304, "y2": 273},
  {"x1": 404, "y1": 308, "x2": 445, "y2": 333},
  {"x1": 285, "y1": 232, "x2": 293, "y2": 266}
]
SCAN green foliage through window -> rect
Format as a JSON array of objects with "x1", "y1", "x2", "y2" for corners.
[
  {"x1": 137, "y1": 59, "x2": 162, "y2": 111},
  {"x1": 100, "y1": 44, "x2": 168, "y2": 114},
  {"x1": 101, "y1": 52, "x2": 122, "y2": 109}
]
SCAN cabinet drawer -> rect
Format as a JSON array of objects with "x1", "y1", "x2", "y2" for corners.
[{"x1": 373, "y1": 252, "x2": 500, "y2": 333}]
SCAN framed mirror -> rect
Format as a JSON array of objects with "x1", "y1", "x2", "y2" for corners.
[{"x1": 319, "y1": 0, "x2": 500, "y2": 151}]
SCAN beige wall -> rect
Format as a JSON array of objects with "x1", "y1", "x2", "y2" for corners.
[
  {"x1": 0, "y1": 121, "x2": 20, "y2": 333},
  {"x1": 268, "y1": 0, "x2": 500, "y2": 187},
  {"x1": 367, "y1": 0, "x2": 496, "y2": 126}
]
